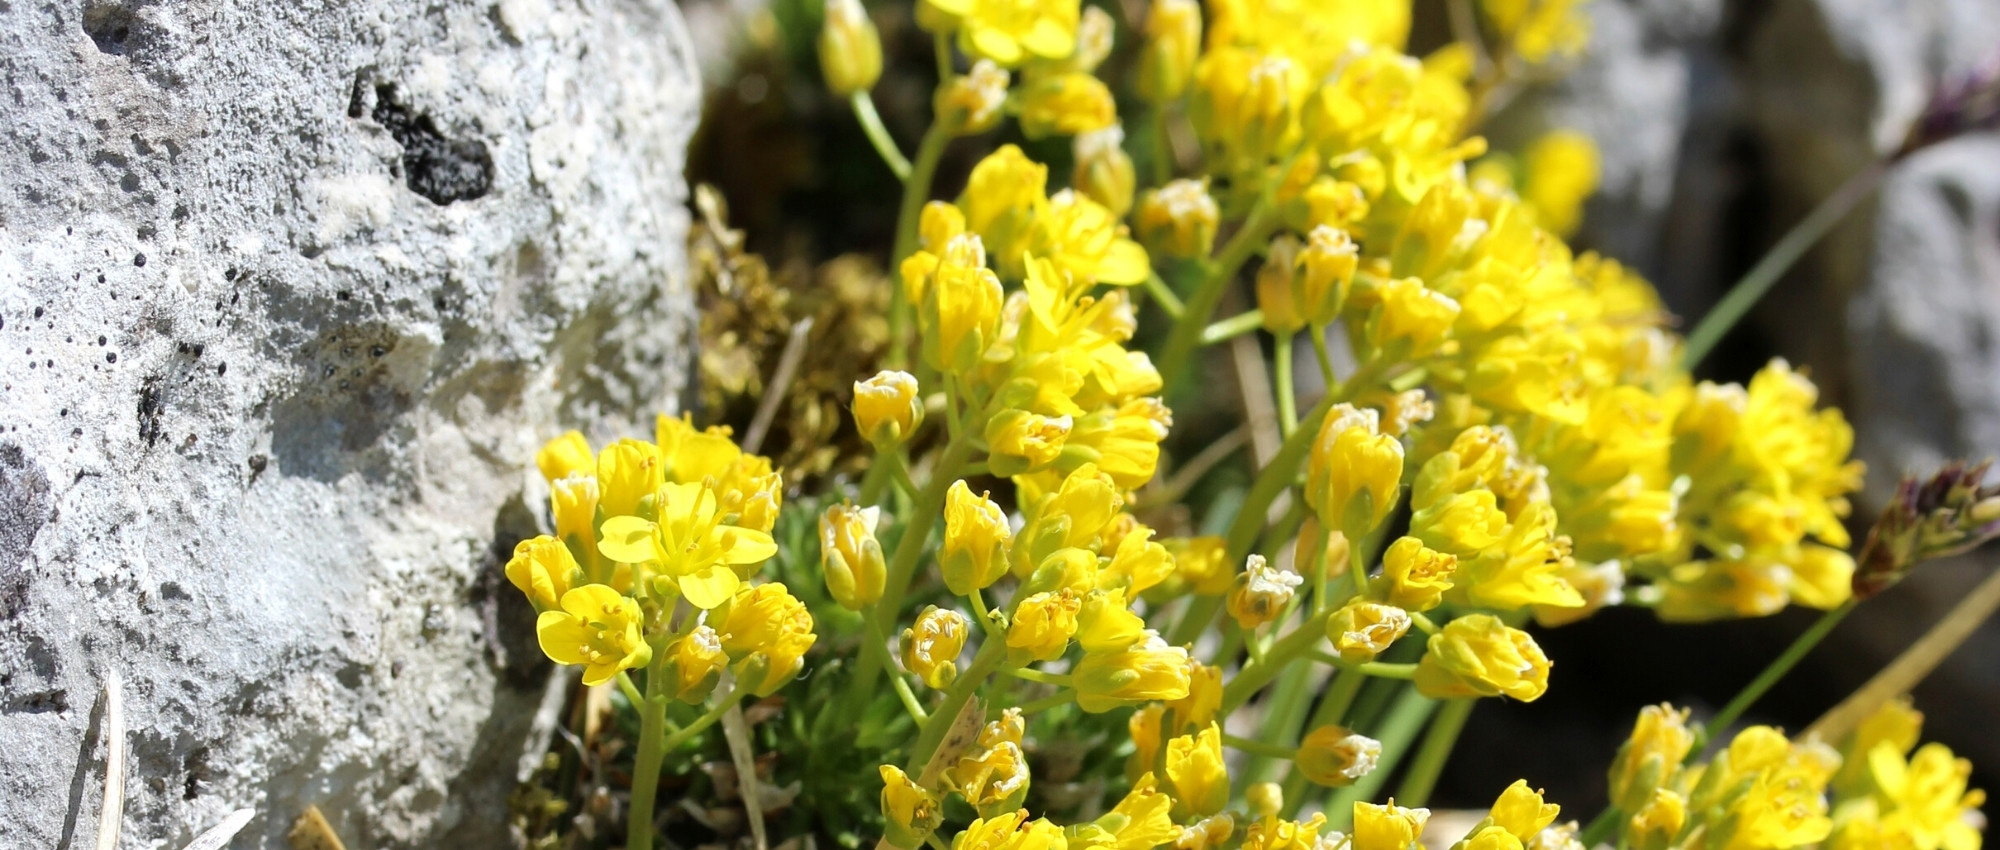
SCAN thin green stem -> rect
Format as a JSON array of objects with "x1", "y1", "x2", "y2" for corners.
[
  {"x1": 858, "y1": 450, "x2": 902, "y2": 507},
  {"x1": 889, "y1": 123, "x2": 955, "y2": 368},
  {"x1": 1275, "y1": 331, "x2": 1299, "y2": 437},
  {"x1": 1223, "y1": 733, "x2": 1297, "y2": 760},
  {"x1": 627, "y1": 654, "x2": 672, "y2": 850},
  {"x1": 1168, "y1": 595, "x2": 1224, "y2": 647},
  {"x1": 1017, "y1": 689, "x2": 1077, "y2": 714},
  {"x1": 852, "y1": 91, "x2": 912, "y2": 180},
  {"x1": 1223, "y1": 396, "x2": 1333, "y2": 566},
  {"x1": 1693, "y1": 598, "x2": 1857, "y2": 756},
  {"x1": 1311, "y1": 326, "x2": 1338, "y2": 393},
  {"x1": 1220, "y1": 620, "x2": 1325, "y2": 713},
  {"x1": 1150, "y1": 107, "x2": 1173, "y2": 186},
  {"x1": 1008, "y1": 667, "x2": 1072, "y2": 687},
  {"x1": 1326, "y1": 687, "x2": 1437, "y2": 830},
  {"x1": 1279, "y1": 669, "x2": 1370, "y2": 817},
  {"x1": 1578, "y1": 806, "x2": 1622, "y2": 848},
  {"x1": 1158, "y1": 202, "x2": 1278, "y2": 384},
  {"x1": 616, "y1": 671, "x2": 645, "y2": 712},
  {"x1": 1143, "y1": 271, "x2": 1186, "y2": 319},
  {"x1": 933, "y1": 32, "x2": 952, "y2": 82},
  {"x1": 867, "y1": 617, "x2": 930, "y2": 724},
  {"x1": 658, "y1": 685, "x2": 749, "y2": 753},
  {"x1": 1305, "y1": 653, "x2": 1418, "y2": 679},
  {"x1": 891, "y1": 675, "x2": 930, "y2": 724},
  {"x1": 1200, "y1": 310, "x2": 1266, "y2": 345},
  {"x1": 1681, "y1": 161, "x2": 1888, "y2": 368},
  {"x1": 1394, "y1": 698, "x2": 1474, "y2": 807},
  {"x1": 1249, "y1": 656, "x2": 1318, "y2": 781}
]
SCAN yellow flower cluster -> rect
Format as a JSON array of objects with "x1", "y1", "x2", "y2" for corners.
[
  {"x1": 512, "y1": 419, "x2": 814, "y2": 694},
  {"x1": 1606, "y1": 700, "x2": 1985, "y2": 850}
]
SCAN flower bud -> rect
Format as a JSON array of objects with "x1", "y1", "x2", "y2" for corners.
[
  {"x1": 1301, "y1": 178, "x2": 1370, "y2": 233},
  {"x1": 1074, "y1": 126, "x2": 1136, "y2": 218},
  {"x1": 853, "y1": 369, "x2": 923, "y2": 446},
  {"x1": 1295, "y1": 225, "x2": 1357, "y2": 327},
  {"x1": 1245, "y1": 783, "x2": 1284, "y2": 818},
  {"x1": 718, "y1": 582, "x2": 818, "y2": 696},
  {"x1": 506, "y1": 535, "x2": 579, "y2": 612},
  {"x1": 1255, "y1": 234, "x2": 1305, "y2": 333},
  {"x1": 1368, "y1": 277, "x2": 1461, "y2": 360},
  {"x1": 820, "y1": 502, "x2": 886, "y2": 610},
  {"x1": 1007, "y1": 590, "x2": 1081, "y2": 663},
  {"x1": 1226, "y1": 554, "x2": 1304, "y2": 630},
  {"x1": 1066, "y1": 6, "x2": 1115, "y2": 74},
  {"x1": 1133, "y1": 179, "x2": 1219, "y2": 260},
  {"x1": 1076, "y1": 589, "x2": 1147, "y2": 653},
  {"x1": 943, "y1": 481, "x2": 1013, "y2": 595},
  {"x1": 1607, "y1": 704, "x2": 1693, "y2": 813},
  {"x1": 1305, "y1": 403, "x2": 1405, "y2": 539},
  {"x1": 535, "y1": 430, "x2": 593, "y2": 484},
  {"x1": 1164, "y1": 725, "x2": 1229, "y2": 818},
  {"x1": 1627, "y1": 789, "x2": 1685, "y2": 850},
  {"x1": 1414, "y1": 613, "x2": 1550, "y2": 701},
  {"x1": 1018, "y1": 72, "x2": 1118, "y2": 139},
  {"x1": 936, "y1": 60, "x2": 1010, "y2": 136},
  {"x1": 880, "y1": 765, "x2": 944, "y2": 850},
  {"x1": 818, "y1": 0, "x2": 882, "y2": 97},
  {"x1": 1167, "y1": 660, "x2": 1221, "y2": 729},
  {"x1": 1353, "y1": 800, "x2": 1430, "y2": 850},
  {"x1": 1174, "y1": 814, "x2": 1235, "y2": 850},
  {"x1": 1074, "y1": 632, "x2": 1192, "y2": 713},
  {"x1": 1295, "y1": 725, "x2": 1381, "y2": 787},
  {"x1": 986, "y1": 409, "x2": 1073, "y2": 477},
  {"x1": 1375, "y1": 536, "x2": 1457, "y2": 612},
  {"x1": 1324, "y1": 600, "x2": 1411, "y2": 663},
  {"x1": 921, "y1": 252, "x2": 1005, "y2": 374},
  {"x1": 1136, "y1": 0, "x2": 1201, "y2": 103},
  {"x1": 664, "y1": 625, "x2": 727, "y2": 703},
  {"x1": 901, "y1": 605, "x2": 969, "y2": 689}
]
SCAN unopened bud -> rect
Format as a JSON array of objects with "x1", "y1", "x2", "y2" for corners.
[
  {"x1": 936, "y1": 60, "x2": 1010, "y2": 136},
  {"x1": 817, "y1": 0, "x2": 882, "y2": 97},
  {"x1": 1226, "y1": 554, "x2": 1303, "y2": 630},
  {"x1": 1133, "y1": 178, "x2": 1219, "y2": 260},
  {"x1": 1018, "y1": 72, "x2": 1118, "y2": 139},
  {"x1": 1255, "y1": 234, "x2": 1304, "y2": 333},
  {"x1": 1074, "y1": 126, "x2": 1136, "y2": 217},
  {"x1": 1295, "y1": 225, "x2": 1358, "y2": 326},
  {"x1": 1295, "y1": 725, "x2": 1382, "y2": 787},
  {"x1": 820, "y1": 502, "x2": 886, "y2": 610},
  {"x1": 853, "y1": 369, "x2": 923, "y2": 446},
  {"x1": 1136, "y1": 0, "x2": 1201, "y2": 103}
]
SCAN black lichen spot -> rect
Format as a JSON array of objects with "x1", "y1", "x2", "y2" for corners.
[
  {"x1": 368, "y1": 83, "x2": 493, "y2": 205},
  {"x1": 247, "y1": 454, "x2": 267, "y2": 474},
  {"x1": 133, "y1": 252, "x2": 146, "y2": 267},
  {"x1": 137, "y1": 376, "x2": 165, "y2": 446},
  {"x1": 347, "y1": 70, "x2": 368, "y2": 119}
]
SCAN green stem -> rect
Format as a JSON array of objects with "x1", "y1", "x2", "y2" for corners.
[
  {"x1": 1223, "y1": 396, "x2": 1334, "y2": 566},
  {"x1": 658, "y1": 685, "x2": 749, "y2": 753},
  {"x1": 1150, "y1": 106, "x2": 1173, "y2": 186},
  {"x1": 1219, "y1": 620, "x2": 1325, "y2": 713},
  {"x1": 1394, "y1": 698, "x2": 1474, "y2": 807},
  {"x1": 1248, "y1": 657, "x2": 1318, "y2": 781},
  {"x1": 1008, "y1": 667, "x2": 1072, "y2": 687},
  {"x1": 866, "y1": 617, "x2": 929, "y2": 723},
  {"x1": 1279, "y1": 669, "x2": 1370, "y2": 816},
  {"x1": 1200, "y1": 310, "x2": 1266, "y2": 345},
  {"x1": 1223, "y1": 733, "x2": 1297, "y2": 760},
  {"x1": 858, "y1": 450, "x2": 902, "y2": 507},
  {"x1": 1143, "y1": 271, "x2": 1186, "y2": 319},
  {"x1": 1693, "y1": 598, "x2": 1857, "y2": 756},
  {"x1": 1157, "y1": 202, "x2": 1278, "y2": 385},
  {"x1": 852, "y1": 91, "x2": 912, "y2": 180},
  {"x1": 627, "y1": 654, "x2": 672, "y2": 850},
  {"x1": 1680, "y1": 160, "x2": 1888, "y2": 369},
  {"x1": 1275, "y1": 331, "x2": 1298, "y2": 437},
  {"x1": 1306, "y1": 654, "x2": 1417, "y2": 679},
  {"x1": 1326, "y1": 686, "x2": 1437, "y2": 830},
  {"x1": 616, "y1": 670, "x2": 646, "y2": 711},
  {"x1": 1578, "y1": 807, "x2": 1622, "y2": 848},
  {"x1": 1167, "y1": 595, "x2": 1224, "y2": 647},
  {"x1": 1311, "y1": 326, "x2": 1337, "y2": 392},
  {"x1": 890, "y1": 123, "x2": 955, "y2": 368},
  {"x1": 1017, "y1": 689, "x2": 1077, "y2": 714}
]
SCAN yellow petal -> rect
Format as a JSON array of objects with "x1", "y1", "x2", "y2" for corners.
[
  {"x1": 680, "y1": 565, "x2": 741, "y2": 610},
  {"x1": 1021, "y1": 19, "x2": 1073, "y2": 59},
  {"x1": 535, "y1": 611, "x2": 592, "y2": 665},
  {"x1": 716, "y1": 526, "x2": 779, "y2": 565},
  {"x1": 1095, "y1": 239, "x2": 1152, "y2": 284},
  {"x1": 597, "y1": 515, "x2": 659, "y2": 563},
  {"x1": 968, "y1": 28, "x2": 1022, "y2": 66}
]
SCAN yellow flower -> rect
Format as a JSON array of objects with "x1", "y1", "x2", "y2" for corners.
[
  {"x1": 923, "y1": 252, "x2": 1007, "y2": 375},
  {"x1": 1306, "y1": 403, "x2": 1405, "y2": 539},
  {"x1": 818, "y1": 0, "x2": 882, "y2": 97},
  {"x1": 1088, "y1": 773, "x2": 1178, "y2": 850},
  {"x1": 1102, "y1": 520, "x2": 1175, "y2": 596},
  {"x1": 664, "y1": 625, "x2": 727, "y2": 703},
  {"x1": 953, "y1": 811, "x2": 1029, "y2": 850},
  {"x1": 598, "y1": 480, "x2": 779, "y2": 609},
  {"x1": 1164, "y1": 724, "x2": 1230, "y2": 819},
  {"x1": 1325, "y1": 600, "x2": 1412, "y2": 663},
  {"x1": 1008, "y1": 590, "x2": 1081, "y2": 663},
  {"x1": 1481, "y1": 0, "x2": 1589, "y2": 64},
  {"x1": 1627, "y1": 789, "x2": 1684, "y2": 850},
  {"x1": 854, "y1": 370, "x2": 923, "y2": 446},
  {"x1": 1295, "y1": 225, "x2": 1358, "y2": 327},
  {"x1": 1174, "y1": 814, "x2": 1236, "y2": 850},
  {"x1": 1167, "y1": 660, "x2": 1222, "y2": 729},
  {"x1": 1368, "y1": 277, "x2": 1461, "y2": 360},
  {"x1": 1375, "y1": 536, "x2": 1457, "y2": 612},
  {"x1": 507, "y1": 535, "x2": 579, "y2": 612},
  {"x1": 988, "y1": 409, "x2": 1074, "y2": 477},
  {"x1": 1192, "y1": 50, "x2": 1301, "y2": 171},
  {"x1": 945, "y1": 710, "x2": 1032, "y2": 816},
  {"x1": 1351, "y1": 799, "x2": 1430, "y2": 850},
  {"x1": 1162, "y1": 535, "x2": 1235, "y2": 596},
  {"x1": 1296, "y1": 725, "x2": 1381, "y2": 787},
  {"x1": 937, "y1": 60, "x2": 1012, "y2": 135},
  {"x1": 1255, "y1": 234, "x2": 1305, "y2": 333},
  {"x1": 956, "y1": 0, "x2": 1080, "y2": 68},
  {"x1": 880, "y1": 765, "x2": 943, "y2": 850},
  {"x1": 820, "y1": 502, "x2": 886, "y2": 610},
  {"x1": 901, "y1": 605, "x2": 969, "y2": 689},
  {"x1": 1835, "y1": 697, "x2": 1923, "y2": 793},
  {"x1": 1076, "y1": 589, "x2": 1147, "y2": 653},
  {"x1": 1031, "y1": 191, "x2": 1151, "y2": 286},
  {"x1": 1227, "y1": 554, "x2": 1304, "y2": 630},
  {"x1": 1414, "y1": 614, "x2": 1550, "y2": 701},
  {"x1": 549, "y1": 473, "x2": 600, "y2": 579},
  {"x1": 1018, "y1": 72, "x2": 1117, "y2": 139},
  {"x1": 1127, "y1": 705, "x2": 1164, "y2": 782},
  {"x1": 1073, "y1": 632, "x2": 1192, "y2": 713},
  {"x1": 535, "y1": 585, "x2": 651, "y2": 687},
  {"x1": 1486, "y1": 780, "x2": 1561, "y2": 840},
  {"x1": 1074, "y1": 127, "x2": 1136, "y2": 218},
  {"x1": 595, "y1": 438, "x2": 662, "y2": 520},
  {"x1": 943, "y1": 481, "x2": 1014, "y2": 596},
  {"x1": 1135, "y1": 0, "x2": 1200, "y2": 103},
  {"x1": 1409, "y1": 488, "x2": 1509, "y2": 557},
  {"x1": 1134, "y1": 179, "x2": 1219, "y2": 261},
  {"x1": 1863, "y1": 741, "x2": 1986, "y2": 850},
  {"x1": 1461, "y1": 826, "x2": 1525, "y2": 850},
  {"x1": 1239, "y1": 812, "x2": 1326, "y2": 850},
  {"x1": 1608, "y1": 703, "x2": 1694, "y2": 813},
  {"x1": 718, "y1": 582, "x2": 817, "y2": 696},
  {"x1": 536, "y1": 430, "x2": 593, "y2": 483}
]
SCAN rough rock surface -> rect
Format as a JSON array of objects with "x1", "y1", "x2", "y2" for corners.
[{"x1": 0, "y1": 0, "x2": 699, "y2": 846}]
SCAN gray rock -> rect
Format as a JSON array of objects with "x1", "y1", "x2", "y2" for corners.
[{"x1": 0, "y1": 0, "x2": 699, "y2": 847}]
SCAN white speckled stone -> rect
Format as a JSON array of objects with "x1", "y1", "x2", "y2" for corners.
[{"x1": 0, "y1": 0, "x2": 699, "y2": 846}]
